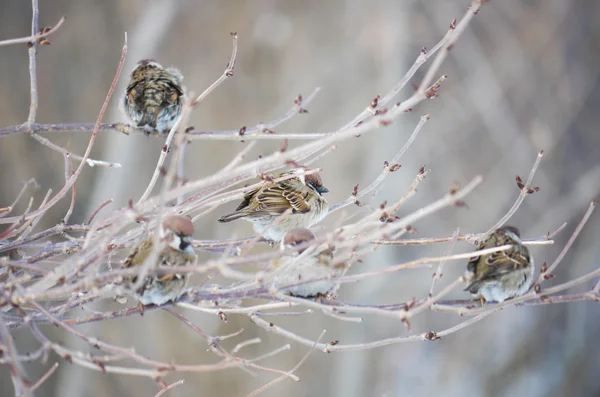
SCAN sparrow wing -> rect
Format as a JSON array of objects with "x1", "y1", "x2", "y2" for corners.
[
  {"x1": 235, "y1": 186, "x2": 262, "y2": 211},
  {"x1": 218, "y1": 187, "x2": 263, "y2": 222},
  {"x1": 158, "y1": 69, "x2": 184, "y2": 94},
  {"x1": 466, "y1": 255, "x2": 480, "y2": 273},
  {"x1": 477, "y1": 246, "x2": 530, "y2": 279},
  {"x1": 126, "y1": 81, "x2": 145, "y2": 109},
  {"x1": 122, "y1": 239, "x2": 154, "y2": 268},
  {"x1": 465, "y1": 232, "x2": 530, "y2": 292},
  {"x1": 255, "y1": 181, "x2": 311, "y2": 214},
  {"x1": 156, "y1": 248, "x2": 196, "y2": 282},
  {"x1": 219, "y1": 178, "x2": 312, "y2": 222}
]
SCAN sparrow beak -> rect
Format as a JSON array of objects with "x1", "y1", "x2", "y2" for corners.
[{"x1": 317, "y1": 186, "x2": 329, "y2": 194}]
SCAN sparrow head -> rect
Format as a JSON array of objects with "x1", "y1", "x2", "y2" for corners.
[
  {"x1": 305, "y1": 172, "x2": 329, "y2": 195},
  {"x1": 130, "y1": 59, "x2": 183, "y2": 82},
  {"x1": 281, "y1": 228, "x2": 316, "y2": 253},
  {"x1": 132, "y1": 58, "x2": 162, "y2": 72},
  {"x1": 290, "y1": 168, "x2": 329, "y2": 195},
  {"x1": 495, "y1": 225, "x2": 521, "y2": 241},
  {"x1": 160, "y1": 215, "x2": 195, "y2": 254},
  {"x1": 465, "y1": 225, "x2": 533, "y2": 302}
]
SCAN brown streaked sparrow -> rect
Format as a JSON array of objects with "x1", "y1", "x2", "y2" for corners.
[
  {"x1": 120, "y1": 59, "x2": 185, "y2": 133},
  {"x1": 117, "y1": 215, "x2": 197, "y2": 306},
  {"x1": 465, "y1": 226, "x2": 533, "y2": 303},
  {"x1": 268, "y1": 228, "x2": 344, "y2": 299},
  {"x1": 218, "y1": 169, "x2": 330, "y2": 242}
]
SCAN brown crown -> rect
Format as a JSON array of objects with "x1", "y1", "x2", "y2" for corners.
[
  {"x1": 137, "y1": 58, "x2": 158, "y2": 66},
  {"x1": 283, "y1": 228, "x2": 316, "y2": 247},
  {"x1": 162, "y1": 215, "x2": 194, "y2": 236},
  {"x1": 133, "y1": 59, "x2": 162, "y2": 73},
  {"x1": 304, "y1": 172, "x2": 324, "y2": 188}
]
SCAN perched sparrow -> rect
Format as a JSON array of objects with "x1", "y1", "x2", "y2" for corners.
[
  {"x1": 268, "y1": 228, "x2": 343, "y2": 299},
  {"x1": 118, "y1": 215, "x2": 197, "y2": 306},
  {"x1": 120, "y1": 59, "x2": 185, "y2": 133},
  {"x1": 218, "y1": 169, "x2": 330, "y2": 242},
  {"x1": 465, "y1": 226, "x2": 533, "y2": 303}
]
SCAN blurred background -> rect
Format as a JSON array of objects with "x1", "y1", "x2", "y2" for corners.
[{"x1": 1, "y1": 0, "x2": 600, "y2": 396}]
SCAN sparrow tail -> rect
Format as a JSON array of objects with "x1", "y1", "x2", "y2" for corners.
[
  {"x1": 218, "y1": 212, "x2": 246, "y2": 223},
  {"x1": 138, "y1": 106, "x2": 158, "y2": 128},
  {"x1": 464, "y1": 280, "x2": 481, "y2": 294}
]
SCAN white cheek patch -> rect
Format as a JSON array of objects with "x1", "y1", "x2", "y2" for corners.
[{"x1": 168, "y1": 235, "x2": 182, "y2": 251}]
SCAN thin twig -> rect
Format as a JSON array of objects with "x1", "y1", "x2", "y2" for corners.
[
  {"x1": 0, "y1": 16, "x2": 65, "y2": 47},
  {"x1": 429, "y1": 228, "x2": 460, "y2": 297},
  {"x1": 154, "y1": 380, "x2": 185, "y2": 397},
  {"x1": 29, "y1": 362, "x2": 59, "y2": 392},
  {"x1": 537, "y1": 200, "x2": 597, "y2": 285},
  {"x1": 0, "y1": 317, "x2": 31, "y2": 396},
  {"x1": 484, "y1": 151, "x2": 544, "y2": 236},
  {"x1": 246, "y1": 331, "x2": 325, "y2": 397},
  {"x1": 329, "y1": 114, "x2": 429, "y2": 214},
  {"x1": 0, "y1": 179, "x2": 39, "y2": 219}
]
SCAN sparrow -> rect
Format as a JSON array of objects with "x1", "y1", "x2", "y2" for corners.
[
  {"x1": 117, "y1": 215, "x2": 197, "y2": 306},
  {"x1": 465, "y1": 226, "x2": 534, "y2": 303},
  {"x1": 217, "y1": 168, "x2": 330, "y2": 242},
  {"x1": 267, "y1": 228, "x2": 344, "y2": 299},
  {"x1": 120, "y1": 59, "x2": 185, "y2": 133}
]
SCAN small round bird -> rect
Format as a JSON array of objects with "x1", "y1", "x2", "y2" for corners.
[
  {"x1": 465, "y1": 226, "x2": 534, "y2": 303},
  {"x1": 217, "y1": 168, "x2": 330, "y2": 242},
  {"x1": 268, "y1": 228, "x2": 343, "y2": 299},
  {"x1": 120, "y1": 59, "x2": 185, "y2": 133},
  {"x1": 117, "y1": 215, "x2": 197, "y2": 306}
]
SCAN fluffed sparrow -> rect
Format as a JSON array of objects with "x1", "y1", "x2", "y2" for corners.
[
  {"x1": 120, "y1": 59, "x2": 185, "y2": 133},
  {"x1": 465, "y1": 226, "x2": 534, "y2": 303},
  {"x1": 118, "y1": 215, "x2": 197, "y2": 306}
]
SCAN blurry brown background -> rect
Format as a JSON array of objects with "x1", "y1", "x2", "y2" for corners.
[{"x1": 1, "y1": 0, "x2": 600, "y2": 396}]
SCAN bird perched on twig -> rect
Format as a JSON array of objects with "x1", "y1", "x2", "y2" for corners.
[
  {"x1": 218, "y1": 168, "x2": 329, "y2": 242},
  {"x1": 120, "y1": 59, "x2": 185, "y2": 133},
  {"x1": 465, "y1": 226, "x2": 534, "y2": 303},
  {"x1": 267, "y1": 228, "x2": 344, "y2": 299},
  {"x1": 117, "y1": 215, "x2": 197, "y2": 306}
]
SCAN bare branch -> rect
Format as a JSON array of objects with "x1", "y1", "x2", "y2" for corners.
[{"x1": 0, "y1": 16, "x2": 65, "y2": 47}]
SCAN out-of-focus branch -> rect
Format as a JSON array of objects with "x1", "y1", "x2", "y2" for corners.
[
  {"x1": 246, "y1": 331, "x2": 324, "y2": 397},
  {"x1": 154, "y1": 380, "x2": 184, "y2": 397},
  {"x1": 0, "y1": 317, "x2": 31, "y2": 396},
  {"x1": 29, "y1": 363, "x2": 59, "y2": 393}
]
